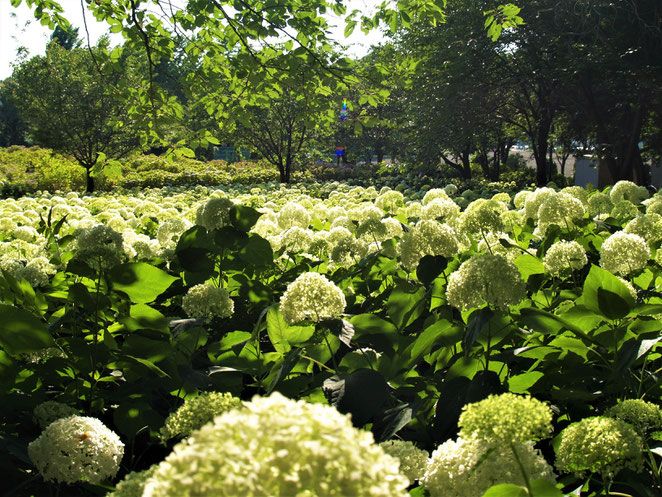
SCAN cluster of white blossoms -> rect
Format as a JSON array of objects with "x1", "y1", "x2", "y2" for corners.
[
  {"x1": 181, "y1": 283, "x2": 234, "y2": 319},
  {"x1": 543, "y1": 240, "x2": 588, "y2": 277},
  {"x1": 29, "y1": 415, "x2": 124, "y2": 484},
  {"x1": 280, "y1": 272, "x2": 346, "y2": 324},
  {"x1": 160, "y1": 391, "x2": 243, "y2": 440},
  {"x1": 141, "y1": 393, "x2": 409, "y2": 497},
  {"x1": 422, "y1": 393, "x2": 556, "y2": 497},
  {"x1": 33, "y1": 400, "x2": 78, "y2": 429},
  {"x1": 195, "y1": 196, "x2": 234, "y2": 230},
  {"x1": 600, "y1": 231, "x2": 650, "y2": 276},
  {"x1": 555, "y1": 416, "x2": 643, "y2": 478},
  {"x1": 379, "y1": 440, "x2": 429, "y2": 484},
  {"x1": 605, "y1": 399, "x2": 662, "y2": 437},
  {"x1": 73, "y1": 224, "x2": 126, "y2": 271},
  {"x1": 399, "y1": 220, "x2": 459, "y2": 270},
  {"x1": 446, "y1": 254, "x2": 526, "y2": 310},
  {"x1": 422, "y1": 436, "x2": 555, "y2": 497}
]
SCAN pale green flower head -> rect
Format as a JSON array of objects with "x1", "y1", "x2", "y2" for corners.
[
  {"x1": 624, "y1": 213, "x2": 662, "y2": 247},
  {"x1": 513, "y1": 190, "x2": 532, "y2": 209},
  {"x1": 280, "y1": 272, "x2": 346, "y2": 324},
  {"x1": 28, "y1": 415, "x2": 124, "y2": 485},
  {"x1": 160, "y1": 392, "x2": 243, "y2": 441},
  {"x1": 561, "y1": 186, "x2": 589, "y2": 206},
  {"x1": 459, "y1": 393, "x2": 553, "y2": 445},
  {"x1": 492, "y1": 192, "x2": 511, "y2": 205},
  {"x1": 610, "y1": 199, "x2": 639, "y2": 221},
  {"x1": 281, "y1": 226, "x2": 315, "y2": 253},
  {"x1": 399, "y1": 220, "x2": 459, "y2": 270},
  {"x1": 74, "y1": 224, "x2": 125, "y2": 271},
  {"x1": 588, "y1": 191, "x2": 614, "y2": 217},
  {"x1": 195, "y1": 197, "x2": 233, "y2": 230},
  {"x1": 277, "y1": 201, "x2": 311, "y2": 230},
  {"x1": 375, "y1": 190, "x2": 404, "y2": 213},
  {"x1": 536, "y1": 192, "x2": 585, "y2": 235},
  {"x1": 181, "y1": 283, "x2": 234, "y2": 320},
  {"x1": 142, "y1": 393, "x2": 409, "y2": 497},
  {"x1": 379, "y1": 440, "x2": 429, "y2": 484},
  {"x1": 356, "y1": 218, "x2": 389, "y2": 241},
  {"x1": 421, "y1": 198, "x2": 461, "y2": 222},
  {"x1": 33, "y1": 401, "x2": 78, "y2": 429},
  {"x1": 543, "y1": 240, "x2": 588, "y2": 277},
  {"x1": 610, "y1": 180, "x2": 649, "y2": 204},
  {"x1": 556, "y1": 416, "x2": 644, "y2": 478},
  {"x1": 605, "y1": 399, "x2": 662, "y2": 437},
  {"x1": 445, "y1": 254, "x2": 526, "y2": 311},
  {"x1": 422, "y1": 436, "x2": 555, "y2": 497},
  {"x1": 524, "y1": 187, "x2": 556, "y2": 220},
  {"x1": 110, "y1": 465, "x2": 158, "y2": 497},
  {"x1": 156, "y1": 218, "x2": 192, "y2": 246},
  {"x1": 600, "y1": 231, "x2": 650, "y2": 276},
  {"x1": 460, "y1": 198, "x2": 507, "y2": 236},
  {"x1": 422, "y1": 188, "x2": 452, "y2": 205}
]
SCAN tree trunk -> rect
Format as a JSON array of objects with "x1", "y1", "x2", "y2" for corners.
[{"x1": 85, "y1": 166, "x2": 95, "y2": 193}]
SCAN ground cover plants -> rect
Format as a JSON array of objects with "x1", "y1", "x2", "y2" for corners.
[{"x1": 1, "y1": 178, "x2": 662, "y2": 496}]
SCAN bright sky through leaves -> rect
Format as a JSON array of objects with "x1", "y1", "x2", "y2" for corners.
[{"x1": 0, "y1": 0, "x2": 387, "y2": 80}]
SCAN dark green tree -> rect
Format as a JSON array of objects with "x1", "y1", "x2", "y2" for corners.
[{"x1": 7, "y1": 41, "x2": 142, "y2": 191}]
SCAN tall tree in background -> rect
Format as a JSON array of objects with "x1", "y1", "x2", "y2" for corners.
[{"x1": 7, "y1": 39, "x2": 142, "y2": 191}]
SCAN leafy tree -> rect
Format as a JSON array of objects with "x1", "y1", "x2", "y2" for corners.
[
  {"x1": 7, "y1": 41, "x2": 142, "y2": 191},
  {"x1": 0, "y1": 82, "x2": 28, "y2": 147},
  {"x1": 50, "y1": 23, "x2": 81, "y2": 49}
]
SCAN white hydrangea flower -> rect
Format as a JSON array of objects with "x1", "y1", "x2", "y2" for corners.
[
  {"x1": 142, "y1": 393, "x2": 409, "y2": 497},
  {"x1": 399, "y1": 220, "x2": 459, "y2": 270},
  {"x1": 280, "y1": 272, "x2": 346, "y2": 324},
  {"x1": 33, "y1": 401, "x2": 78, "y2": 429},
  {"x1": 379, "y1": 440, "x2": 429, "y2": 484},
  {"x1": 182, "y1": 283, "x2": 234, "y2": 319},
  {"x1": 600, "y1": 231, "x2": 650, "y2": 276},
  {"x1": 422, "y1": 436, "x2": 555, "y2": 497},
  {"x1": 28, "y1": 415, "x2": 124, "y2": 485},
  {"x1": 543, "y1": 240, "x2": 588, "y2": 277}
]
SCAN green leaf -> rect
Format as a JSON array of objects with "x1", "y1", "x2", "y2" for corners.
[
  {"x1": 109, "y1": 263, "x2": 178, "y2": 304},
  {"x1": 323, "y1": 368, "x2": 391, "y2": 426},
  {"x1": 411, "y1": 319, "x2": 461, "y2": 361},
  {"x1": 514, "y1": 253, "x2": 544, "y2": 280},
  {"x1": 239, "y1": 235, "x2": 273, "y2": 266},
  {"x1": 529, "y1": 478, "x2": 564, "y2": 497},
  {"x1": 229, "y1": 205, "x2": 262, "y2": 232},
  {"x1": 582, "y1": 265, "x2": 635, "y2": 320},
  {"x1": 122, "y1": 354, "x2": 169, "y2": 377},
  {"x1": 464, "y1": 308, "x2": 494, "y2": 348},
  {"x1": 0, "y1": 304, "x2": 54, "y2": 356},
  {"x1": 481, "y1": 483, "x2": 527, "y2": 497},
  {"x1": 372, "y1": 403, "x2": 414, "y2": 443},
  {"x1": 507, "y1": 371, "x2": 544, "y2": 393},
  {"x1": 266, "y1": 306, "x2": 315, "y2": 353},
  {"x1": 388, "y1": 281, "x2": 425, "y2": 331},
  {"x1": 129, "y1": 304, "x2": 169, "y2": 332},
  {"x1": 113, "y1": 401, "x2": 162, "y2": 439},
  {"x1": 416, "y1": 255, "x2": 447, "y2": 286}
]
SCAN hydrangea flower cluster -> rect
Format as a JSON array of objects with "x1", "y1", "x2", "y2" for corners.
[
  {"x1": 399, "y1": 220, "x2": 459, "y2": 270},
  {"x1": 458, "y1": 393, "x2": 553, "y2": 445},
  {"x1": 536, "y1": 192, "x2": 585, "y2": 235},
  {"x1": 555, "y1": 416, "x2": 643, "y2": 478},
  {"x1": 28, "y1": 415, "x2": 124, "y2": 484},
  {"x1": 379, "y1": 440, "x2": 429, "y2": 484},
  {"x1": 446, "y1": 254, "x2": 526, "y2": 310},
  {"x1": 600, "y1": 231, "x2": 650, "y2": 276},
  {"x1": 543, "y1": 240, "x2": 588, "y2": 277},
  {"x1": 73, "y1": 224, "x2": 125, "y2": 271},
  {"x1": 422, "y1": 436, "x2": 555, "y2": 497},
  {"x1": 110, "y1": 465, "x2": 158, "y2": 497},
  {"x1": 181, "y1": 283, "x2": 234, "y2": 319},
  {"x1": 160, "y1": 391, "x2": 243, "y2": 441},
  {"x1": 609, "y1": 180, "x2": 648, "y2": 204},
  {"x1": 142, "y1": 393, "x2": 409, "y2": 497},
  {"x1": 195, "y1": 197, "x2": 234, "y2": 230},
  {"x1": 624, "y1": 213, "x2": 662, "y2": 247},
  {"x1": 277, "y1": 201, "x2": 311, "y2": 230},
  {"x1": 280, "y1": 272, "x2": 346, "y2": 324},
  {"x1": 460, "y1": 198, "x2": 507, "y2": 236},
  {"x1": 605, "y1": 399, "x2": 662, "y2": 436},
  {"x1": 33, "y1": 401, "x2": 78, "y2": 429}
]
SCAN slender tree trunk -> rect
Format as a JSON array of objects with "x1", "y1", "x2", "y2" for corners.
[{"x1": 85, "y1": 166, "x2": 95, "y2": 193}]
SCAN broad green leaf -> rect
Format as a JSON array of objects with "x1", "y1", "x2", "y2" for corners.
[
  {"x1": 239, "y1": 235, "x2": 273, "y2": 266},
  {"x1": 122, "y1": 354, "x2": 169, "y2": 377},
  {"x1": 0, "y1": 304, "x2": 54, "y2": 355},
  {"x1": 529, "y1": 478, "x2": 564, "y2": 497},
  {"x1": 113, "y1": 401, "x2": 162, "y2": 439},
  {"x1": 109, "y1": 263, "x2": 178, "y2": 304},
  {"x1": 582, "y1": 265, "x2": 635, "y2": 320},
  {"x1": 507, "y1": 371, "x2": 544, "y2": 393},
  {"x1": 130, "y1": 304, "x2": 169, "y2": 332},
  {"x1": 229, "y1": 205, "x2": 262, "y2": 232},
  {"x1": 411, "y1": 319, "x2": 461, "y2": 361},
  {"x1": 481, "y1": 483, "x2": 527, "y2": 497},
  {"x1": 388, "y1": 281, "x2": 425, "y2": 331},
  {"x1": 323, "y1": 368, "x2": 390, "y2": 426},
  {"x1": 266, "y1": 306, "x2": 315, "y2": 353},
  {"x1": 514, "y1": 253, "x2": 544, "y2": 280}
]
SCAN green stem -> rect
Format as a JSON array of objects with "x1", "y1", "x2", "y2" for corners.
[{"x1": 323, "y1": 333, "x2": 338, "y2": 373}]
